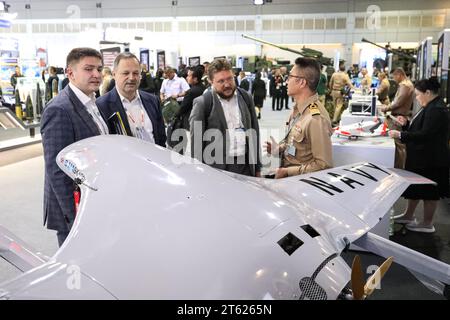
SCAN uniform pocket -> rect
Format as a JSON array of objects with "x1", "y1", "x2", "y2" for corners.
[
  {"x1": 290, "y1": 126, "x2": 311, "y2": 159},
  {"x1": 292, "y1": 126, "x2": 305, "y2": 143}
]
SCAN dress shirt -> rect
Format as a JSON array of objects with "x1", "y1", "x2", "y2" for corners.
[
  {"x1": 215, "y1": 89, "x2": 245, "y2": 156},
  {"x1": 69, "y1": 83, "x2": 108, "y2": 135},
  {"x1": 117, "y1": 88, "x2": 154, "y2": 143},
  {"x1": 160, "y1": 75, "x2": 190, "y2": 102}
]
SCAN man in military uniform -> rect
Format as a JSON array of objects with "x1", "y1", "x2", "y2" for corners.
[
  {"x1": 265, "y1": 57, "x2": 333, "y2": 178},
  {"x1": 360, "y1": 67, "x2": 372, "y2": 93},
  {"x1": 376, "y1": 72, "x2": 390, "y2": 105},
  {"x1": 329, "y1": 64, "x2": 353, "y2": 125},
  {"x1": 317, "y1": 64, "x2": 328, "y2": 107},
  {"x1": 378, "y1": 68, "x2": 414, "y2": 169}
]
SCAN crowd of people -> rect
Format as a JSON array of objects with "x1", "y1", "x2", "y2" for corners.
[{"x1": 32, "y1": 47, "x2": 449, "y2": 246}]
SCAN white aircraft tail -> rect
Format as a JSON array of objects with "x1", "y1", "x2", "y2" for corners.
[
  {"x1": 354, "y1": 232, "x2": 450, "y2": 296},
  {"x1": 259, "y1": 163, "x2": 434, "y2": 250}
]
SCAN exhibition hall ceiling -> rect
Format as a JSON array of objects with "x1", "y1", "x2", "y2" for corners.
[{"x1": 5, "y1": 0, "x2": 450, "y2": 20}]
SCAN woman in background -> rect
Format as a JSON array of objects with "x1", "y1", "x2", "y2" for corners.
[
  {"x1": 252, "y1": 71, "x2": 267, "y2": 120},
  {"x1": 100, "y1": 67, "x2": 114, "y2": 96},
  {"x1": 389, "y1": 77, "x2": 449, "y2": 233}
]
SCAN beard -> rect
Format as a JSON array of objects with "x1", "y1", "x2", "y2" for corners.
[{"x1": 216, "y1": 87, "x2": 235, "y2": 100}]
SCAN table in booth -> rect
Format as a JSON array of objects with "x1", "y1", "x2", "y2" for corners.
[
  {"x1": 332, "y1": 135, "x2": 394, "y2": 168},
  {"x1": 331, "y1": 134, "x2": 395, "y2": 248}
]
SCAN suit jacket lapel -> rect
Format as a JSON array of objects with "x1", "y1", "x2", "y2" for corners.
[
  {"x1": 410, "y1": 107, "x2": 424, "y2": 127},
  {"x1": 110, "y1": 89, "x2": 133, "y2": 136},
  {"x1": 212, "y1": 93, "x2": 228, "y2": 131},
  {"x1": 66, "y1": 86, "x2": 100, "y2": 135},
  {"x1": 236, "y1": 92, "x2": 250, "y2": 128},
  {"x1": 139, "y1": 92, "x2": 157, "y2": 135}
]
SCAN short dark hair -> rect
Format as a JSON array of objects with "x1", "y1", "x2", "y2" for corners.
[
  {"x1": 415, "y1": 77, "x2": 440, "y2": 94},
  {"x1": 391, "y1": 67, "x2": 406, "y2": 77},
  {"x1": 294, "y1": 57, "x2": 320, "y2": 92},
  {"x1": 208, "y1": 58, "x2": 232, "y2": 81},
  {"x1": 164, "y1": 67, "x2": 176, "y2": 74},
  {"x1": 66, "y1": 47, "x2": 103, "y2": 68},
  {"x1": 113, "y1": 52, "x2": 140, "y2": 70},
  {"x1": 188, "y1": 65, "x2": 204, "y2": 83}
]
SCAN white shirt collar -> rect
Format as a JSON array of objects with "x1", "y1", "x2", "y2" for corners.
[
  {"x1": 116, "y1": 87, "x2": 141, "y2": 104},
  {"x1": 69, "y1": 82, "x2": 96, "y2": 106}
]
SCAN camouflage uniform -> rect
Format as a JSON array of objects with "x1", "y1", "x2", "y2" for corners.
[
  {"x1": 377, "y1": 78, "x2": 390, "y2": 105},
  {"x1": 384, "y1": 79, "x2": 414, "y2": 169},
  {"x1": 360, "y1": 74, "x2": 372, "y2": 92},
  {"x1": 329, "y1": 71, "x2": 353, "y2": 124}
]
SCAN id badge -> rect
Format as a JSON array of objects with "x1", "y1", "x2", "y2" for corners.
[
  {"x1": 230, "y1": 128, "x2": 246, "y2": 157},
  {"x1": 137, "y1": 126, "x2": 153, "y2": 142},
  {"x1": 286, "y1": 144, "x2": 296, "y2": 157}
]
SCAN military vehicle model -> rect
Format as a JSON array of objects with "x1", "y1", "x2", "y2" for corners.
[
  {"x1": 242, "y1": 34, "x2": 336, "y2": 66},
  {"x1": 361, "y1": 38, "x2": 416, "y2": 75}
]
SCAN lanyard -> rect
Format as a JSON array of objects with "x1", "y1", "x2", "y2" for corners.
[
  {"x1": 88, "y1": 101, "x2": 108, "y2": 135},
  {"x1": 127, "y1": 108, "x2": 145, "y2": 128},
  {"x1": 284, "y1": 111, "x2": 301, "y2": 141}
]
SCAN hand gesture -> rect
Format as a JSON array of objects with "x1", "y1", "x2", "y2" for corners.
[
  {"x1": 396, "y1": 115, "x2": 408, "y2": 126},
  {"x1": 275, "y1": 167, "x2": 288, "y2": 179},
  {"x1": 378, "y1": 104, "x2": 388, "y2": 113},
  {"x1": 264, "y1": 136, "x2": 279, "y2": 156},
  {"x1": 388, "y1": 130, "x2": 401, "y2": 139}
]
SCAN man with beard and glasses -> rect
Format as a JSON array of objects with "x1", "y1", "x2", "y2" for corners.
[
  {"x1": 41, "y1": 47, "x2": 109, "y2": 246},
  {"x1": 189, "y1": 58, "x2": 261, "y2": 177},
  {"x1": 97, "y1": 52, "x2": 166, "y2": 147}
]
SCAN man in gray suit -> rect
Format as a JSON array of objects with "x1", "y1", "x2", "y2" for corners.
[
  {"x1": 190, "y1": 58, "x2": 261, "y2": 177},
  {"x1": 40, "y1": 48, "x2": 108, "y2": 246}
]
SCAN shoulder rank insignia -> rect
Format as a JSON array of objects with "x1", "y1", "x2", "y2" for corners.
[{"x1": 308, "y1": 103, "x2": 320, "y2": 116}]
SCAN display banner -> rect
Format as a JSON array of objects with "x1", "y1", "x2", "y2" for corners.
[
  {"x1": 140, "y1": 49, "x2": 149, "y2": 69},
  {"x1": 100, "y1": 47, "x2": 121, "y2": 69},
  {"x1": 157, "y1": 50, "x2": 165, "y2": 70},
  {"x1": 188, "y1": 56, "x2": 200, "y2": 67}
]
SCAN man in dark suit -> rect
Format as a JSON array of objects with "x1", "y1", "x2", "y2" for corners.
[
  {"x1": 168, "y1": 65, "x2": 206, "y2": 152},
  {"x1": 41, "y1": 47, "x2": 109, "y2": 247},
  {"x1": 190, "y1": 58, "x2": 261, "y2": 177},
  {"x1": 97, "y1": 53, "x2": 166, "y2": 147}
]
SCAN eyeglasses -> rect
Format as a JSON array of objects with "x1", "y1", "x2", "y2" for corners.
[
  {"x1": 215, "y1": 76, "x2": 235, "y2": 85},
  {"x1": 287, "y1": 74, "x2": 306, "y2": 81}
]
